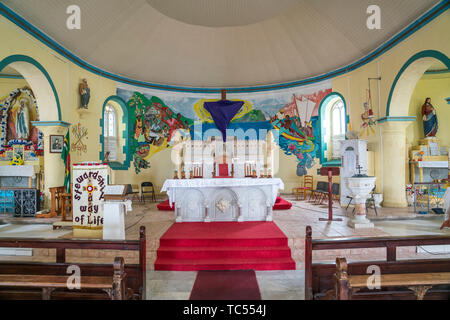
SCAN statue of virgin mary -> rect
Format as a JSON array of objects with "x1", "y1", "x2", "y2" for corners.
[
  {"x1": 15, "y1": 99, "x2": 30, "y2": 140},
  {"x1": 421, "y1": 97, "x2": 438, "y2": 138}
]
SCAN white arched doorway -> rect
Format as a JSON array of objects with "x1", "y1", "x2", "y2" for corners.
[
  {"x1": 380, "y1": 50, "x2": 450, "y2": 207},
  {"x1": 0, "y1": 54, "x2": 65, "y2": 211}
]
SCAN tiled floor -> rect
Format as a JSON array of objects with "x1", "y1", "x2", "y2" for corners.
[{"x1": 0, "y1": 195, "x2": 449, "y2": 300}]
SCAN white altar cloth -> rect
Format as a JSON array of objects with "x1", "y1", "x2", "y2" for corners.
[
  {"x1": 161, "y1": 178, "x2": 284, "y2": 222},
  {"x1": 415, "y1": 161, "x2": 448, "y2": 168},
  {"x1": 0, "y1": 165, "x2": 35, "y2": 177}
]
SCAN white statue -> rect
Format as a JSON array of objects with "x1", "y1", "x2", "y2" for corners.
[{"x1": 15, "y1": 99, "x2": 30, "y2": 140}]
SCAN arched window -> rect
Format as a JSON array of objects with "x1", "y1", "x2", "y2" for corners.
[
  {"x1": 330, "y1": 100, "x2": 346, "y2": 159},
  {"x1": 104, "y1": 104, "x2": 118, "y2": 161},
  {"x1": 319, "y1": 93, "x2": 347, "y2": 164}
]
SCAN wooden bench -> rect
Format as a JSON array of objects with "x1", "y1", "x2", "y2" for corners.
[
  {"x1": 0, "y1": 226, "x2": 146, "y2": 300},
  {"x1": 0, "y1": 257, "x2": 128, "y2": 300},
  {"x1": 305, "y1": 226, "x2": 450, "y2": 300},
  {"x1": 335, "y1": 257, "x2": 450, "y2": 300}
]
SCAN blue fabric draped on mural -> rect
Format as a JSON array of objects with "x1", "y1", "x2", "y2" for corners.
[
  {"x1": 190, "y1": 121, "x2": 274, "y2": 141},
  {"x1": 204, "y1": 100, "x2": 244, "y2": 141}
]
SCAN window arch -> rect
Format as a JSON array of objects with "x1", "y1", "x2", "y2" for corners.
[
  {"x1": 318, "y1": 92, "x2": 348, "y2": 165},
  {"x1": 104, "y1": 104, "x2": 118, "y2": 161},
  {"x1": 329, "y1": 100, "x2": 346, "y2": 159}
]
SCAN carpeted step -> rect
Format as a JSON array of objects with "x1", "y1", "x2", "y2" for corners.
[
  {"x1": 159, "y1": 237, "x2": 288, "y2": 248},
  {"x1": 157, "y1": 246, "x2": 292, "y2": 259},
  {"x1": 155, "y1": 221, "x2": 295, "y2": 271},
  {"x1": 154, "y1": 257, "x2": 296, "y2": 271}
]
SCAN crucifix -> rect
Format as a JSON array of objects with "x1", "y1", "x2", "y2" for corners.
[
  {"x1": 221, "y1": 89, "x2": 227, "y2": 164},
  {"x1": 83, "y1": 178, "x2": 98, "y2": 215}
]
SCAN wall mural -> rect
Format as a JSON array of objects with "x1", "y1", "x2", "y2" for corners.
[
  {"x1": 117, "y1": 82, "x2": 331, "y2": 175},
  {"x1": 0, "y1": 87, "x2": 43, "y2": 162}
]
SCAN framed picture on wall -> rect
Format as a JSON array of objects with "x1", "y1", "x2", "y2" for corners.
[{"x1": 50, "y1": 135, "x2": 64, "y2": 153}]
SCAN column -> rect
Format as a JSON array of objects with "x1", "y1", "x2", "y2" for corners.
[
  {"x1": 266, "y1": 200, "x2": 273, "y2": 222},
  {"x1": 204, "y1": 201, "x2": 211, "y2": 222},
  {"x1": 379, "y1": 119, "x2": 414, "y2": 207},
  {"x1": 31, "y1": 121, "x2": 71, "y2": 210}
]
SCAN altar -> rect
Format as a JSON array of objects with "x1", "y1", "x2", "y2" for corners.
[{"x1": 161, "y1": 178, "x2": 284, "y2": 222}]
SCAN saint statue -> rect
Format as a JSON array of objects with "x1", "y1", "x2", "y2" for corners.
[
  {"x1": 79, "y1": 79, "x2": 90, "y2": 109},
  {"x1": 15, "y1": 99, "x2": 30, "y2": 140},
  {"x1": 421, "y1": 97, "x2": 438, "y2": 137}
]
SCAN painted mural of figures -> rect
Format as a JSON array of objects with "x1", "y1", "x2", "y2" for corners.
[
  {"x1": 15, "y1": 99, "x2": 30, "y2": 140},
  {"x1": 79, "y1": 79, "x2": 90, "y2": 109},
  {"x1": 160, "y1": 110, "x2": 186, "y2": 142},
  {"x1": 422, "y1": 97, "x2": 438, "y2": 137},
  {"x1": 134, "y1": 115, "x2": 143, "y2": 140}
]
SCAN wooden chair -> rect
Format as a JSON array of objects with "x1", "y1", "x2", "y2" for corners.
[
  {"x1": 319, "y1": 183, "x2": 340, "y2": 205},
  {"x1": 309, "y1": 181, "x2": 328, "y2": 203},
  {"x1": 141, "y1": 182, "x2": 156, "y2": 203},
  {"x1": 36, "y1": 186, "x2": 65, "y2": 219},
  {"x1": 125, "y1": 184, "x2": 140, "y2": 202},
  {"x1": 294, "y1": 175, "x2": 313, "y2": 200},
  {"x1": 60, "y1": 184, "x2": 73, "y2": 222}
]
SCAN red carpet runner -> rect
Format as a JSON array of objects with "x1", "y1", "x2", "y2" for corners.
[
  {"x1": 189, "y1": 270, "x2": 261, "y2": 300},
  {"x1": 157, "y1": 196, "x2": 292, "y2": 211},
  {"x1": 155, "y1": 222, "x2": 295, "y2": 271}
]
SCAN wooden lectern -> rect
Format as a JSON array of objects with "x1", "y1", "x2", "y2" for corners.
[{"x1": 318, "y1": 167, "x2": 342, "y2": 222}]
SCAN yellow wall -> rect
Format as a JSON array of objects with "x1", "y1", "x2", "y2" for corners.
[
  {"x1": 0, "y1": 77, "x2": 27, "y2": 95},
  {"x1": 407, "y1": 72, "x2": 450, "y2": 148},
  {"x1": 330, "y1": 11, "x2": 450, "y2": 194},
  {"x1": 0, "y1": 16, "x2": 116, "y2": 204}
]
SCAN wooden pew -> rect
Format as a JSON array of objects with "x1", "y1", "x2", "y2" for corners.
[
  {"x1": 305, "y1": 226, "x2": 450, "y2": 300},
  {"x1": 0, "y1": 257, "x2": 128, "y2": 300},
  {"x1": 0, "y1": 226, "x2": 146, "y2": 300},
  {"x1": 335, "y1": 257, "x2": 450, "y2": 300}
]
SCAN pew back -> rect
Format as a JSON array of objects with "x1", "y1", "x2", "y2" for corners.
[
  {"x1": 0, "y1": 226, "x2": 146, "y2": 300},
  {"x1": 305, "y1": 226, "x2": 450, "y2": 300}
]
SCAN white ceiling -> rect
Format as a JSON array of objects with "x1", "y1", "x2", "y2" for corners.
[
  {"x1": 146, "y1": 0, "x2": 302, "y2": 27},
  {"x1": 1, "y1": 0, "x2": 441, "y2": 87}
]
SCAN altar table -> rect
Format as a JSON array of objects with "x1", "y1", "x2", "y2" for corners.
[{"x1": 161, "y1": 178, "x2": 284, "y2": 222}]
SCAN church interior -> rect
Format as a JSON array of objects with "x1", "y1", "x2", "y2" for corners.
[{"x1": 0, "y1": 0, "x2": 449, "y2": 303}]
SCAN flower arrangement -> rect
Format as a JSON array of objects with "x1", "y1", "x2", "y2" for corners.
[
  {"x1": 9, "y1": 154, "x2": 24, "y2": 166},
  {"x1": 418, "y1": 151, "x2": 424, "y2": 161}
]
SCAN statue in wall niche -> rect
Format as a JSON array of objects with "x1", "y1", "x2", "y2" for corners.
[
  {"x1": 15, "y1": 99, "x2": 30, "y2": 140},
  {"x1": 422, "y1": 97, "x2": 438, "y2": 138},
  {"x1": 79, "y1": 79, "x2": 90, "y2": 109}
]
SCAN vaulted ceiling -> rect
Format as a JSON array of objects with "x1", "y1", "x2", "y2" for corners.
[{"x1": 1, "y1": 0, "x2": 442, "y2": 87}]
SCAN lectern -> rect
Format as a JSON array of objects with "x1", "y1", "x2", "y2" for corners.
[
  {"x1": 319, "y1": 167, "x2": 342, "y2": 222},
  {"x1": 103, "y1": 185, "x2": 132, "y2": 240}
]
